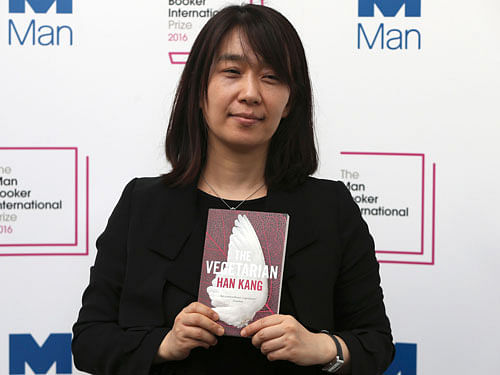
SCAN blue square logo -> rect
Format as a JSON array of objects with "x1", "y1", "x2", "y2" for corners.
[
  {"x1": 9, "y1": 0, "x2": 73, "y2": 14},
  {"x1": 359, "y1": 0, "x2": 421, "y2": 17}
]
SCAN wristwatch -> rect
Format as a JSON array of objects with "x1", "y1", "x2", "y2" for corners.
[{"x1": 320, "y1": 330, "x2": 344, "y2": 373}]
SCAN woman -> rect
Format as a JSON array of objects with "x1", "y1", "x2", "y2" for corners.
[{"x1": 72, "y1": 4, "x2": 394, "y2": 375}]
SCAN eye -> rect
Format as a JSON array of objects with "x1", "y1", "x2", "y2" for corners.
[
  {"x1": 223, "y1": 68, "x2": 240, "y2": 76},
  {"x1": 262, "y1": 73, "x2": 280, "y2": 83}
]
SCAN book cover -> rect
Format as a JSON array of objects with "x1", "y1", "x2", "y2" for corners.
[{"x1": 198, "y1": 208, "x2": 290, "y2": 337}]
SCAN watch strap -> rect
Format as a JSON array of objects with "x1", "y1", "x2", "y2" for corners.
[{"x1": 320, "y1": 330, "x2": 344, "y2": 373}]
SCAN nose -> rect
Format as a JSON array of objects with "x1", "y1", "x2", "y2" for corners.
[{"x1": 238, "y1": 74, "x2": 262, "y2": 105}]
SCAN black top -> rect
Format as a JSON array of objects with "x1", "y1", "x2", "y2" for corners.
[
  {"x1": 72, "y1": 177, "x2": 394, "y2": 375},
  {"x1": 159, "y1": 190, "x2": 300, "y2": 374}
]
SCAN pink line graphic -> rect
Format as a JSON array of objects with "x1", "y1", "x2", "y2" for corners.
[
  {"x1": 169, "y1": 52, "x2": 189, "y2": 65},
  {"x1": 0, "y1": 147, "x2": 77, "y2": 247},
  {"x1": 379, "y1": 163, "x2": 436, "y2": 266},
  {"x1": 341, "y1": 152, "x2": 425, "y2": 254},
  {"x1": 340, "y1": 152, "x2": 436, "y2": 266},
  {"x1": 0, "y1": 152, "x2": 90, "y2": 257},
  {"x1": 75, "y1": 148, "x2": 78, "y2": 245},
  {"x1": 86, "y1": 156, "x2": 89, "y2": 254}
]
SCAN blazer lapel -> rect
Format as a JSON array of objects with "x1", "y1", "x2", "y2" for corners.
[
  {"x1": 266, "y1": 184, "x2": 318, "y2": 259},
  {"x1": 144, "y1": 180, "x2": 317, "y2": 265},
  {"x1": 145, "y1": 182, "x2": 198, "y2": 260},
  {"x1": 144, "y1": 182, "x2": 201, "y2": 297},
  {"x1": 267, "y1": 182, "x2": 332, "y2": 329}
]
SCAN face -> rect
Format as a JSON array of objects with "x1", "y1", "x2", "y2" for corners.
[{"x1": 201, "y1": 29, "x2": 291, "y2": 153}]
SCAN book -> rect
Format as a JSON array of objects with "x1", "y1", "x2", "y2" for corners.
[{"x1": 198, "y1": 208, "x2": 290, "y2": 337}]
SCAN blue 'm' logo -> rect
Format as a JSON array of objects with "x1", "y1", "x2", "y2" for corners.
[
  {"x1": 9, "y1": 334, "x2": 72, "y2": 374},
  {"x1": 384, "y1": 343, "x2": 417, "y2": 375},
  {"x1": 9, "y1": 0, "x2": 73, "y2": 14},
  {"x1": 359, "y1": 0, "x2": 421, "y2": 17}
]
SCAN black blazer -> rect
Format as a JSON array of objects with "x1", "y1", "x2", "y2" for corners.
[{"x1": 72, "y1": 177, "x2": 394, "y2": 375}]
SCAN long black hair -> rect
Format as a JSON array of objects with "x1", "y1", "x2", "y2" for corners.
[{"x1": 164, "y1": 4, "x2": 317, "y2": 190}]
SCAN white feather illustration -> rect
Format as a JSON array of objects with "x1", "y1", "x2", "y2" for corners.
[{"x1": 207, "y1": 214, "x2": 268, "y2": 328}]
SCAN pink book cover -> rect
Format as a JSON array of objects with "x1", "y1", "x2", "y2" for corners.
[{"x1": 198, "y1": 208, "x2": 290, "y2": 337}]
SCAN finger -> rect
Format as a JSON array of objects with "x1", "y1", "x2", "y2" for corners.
[
  {"x1": 260, "y1": 336, "x2": 286, "y2": 355},
  {"x1": 183, "y1": 337, "x2": 212, "y2": 350},
  {"x1": 251, "y1": 325, "x2": 285, "y2": 348},
  {"x1": 183, "y1": 326, "x2": 219, "y2": 346},
  {"x1": 266, "y1": 347, "x2": 290, "y2": 362},
  {"x1": 183, "y1": 302, "x2": 219, "y2": 321},
  {"x1": 182, "y1": 312, "x2": 225, "y2": 336},
  {"x1": 241, "y1": 314, "x2": 286, "y2": 337}
]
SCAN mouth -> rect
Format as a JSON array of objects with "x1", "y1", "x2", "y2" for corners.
[{"x1": 229, "y1": 112, "x2": 264, "y2": 125}]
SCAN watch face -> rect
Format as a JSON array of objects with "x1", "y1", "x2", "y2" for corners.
[
  {"x1": 320, "y1": 332, "x2": 344, "y2": 373},
  {"x1": 331, "y1": 362, "x2": 343, "y2": 371},
  {"x1": 323, "y1": 357, "x2": 343, "y2": 373}
]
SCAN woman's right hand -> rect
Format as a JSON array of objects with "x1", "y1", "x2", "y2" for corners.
[{"x1": 156, "y1": 302, "x2": 225, "y2": 362}]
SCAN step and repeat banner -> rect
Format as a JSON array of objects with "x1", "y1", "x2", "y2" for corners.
[{"x1": 1, "y1": 0, "x2": 499, "y2": 374}]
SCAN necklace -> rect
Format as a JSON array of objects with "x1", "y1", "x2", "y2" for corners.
[{"x1": 201, "y1": 175, "x2": 266, "y2": 210}]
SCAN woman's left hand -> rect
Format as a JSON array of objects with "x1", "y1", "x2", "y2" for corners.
[{"x1": 240, "y1": 314, "x2": 336, "y2": 366}]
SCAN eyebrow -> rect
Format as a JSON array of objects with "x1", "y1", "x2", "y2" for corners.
[
  {"x1": 216, "y1": 53, "x2": 247, "y2": 63},
  {"x1": 215, "y1": 53, "x2": 277, "y2": 74}
]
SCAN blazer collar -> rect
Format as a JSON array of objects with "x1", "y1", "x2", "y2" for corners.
[
  {"x1": 266, "y1": 183, "x2": 318, "y2": 257},
  {"x1": 146, "y1": 182, "x2": 198, "y2": 260},
  {"x1": 146, "y1": 180, "x2": 318, "y2": 262}
]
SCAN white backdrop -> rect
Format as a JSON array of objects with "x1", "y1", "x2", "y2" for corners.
[{"x1": 1, "y1": 0, "x2": 499, "y2": 374}]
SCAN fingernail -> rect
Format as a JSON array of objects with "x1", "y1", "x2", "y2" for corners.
[
  {"x1": 218, "y1": 327, "x2": 224, "y2": 336},
  {"x1": 240, "y1": 328, "x2": 247, "y2": 337}
]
